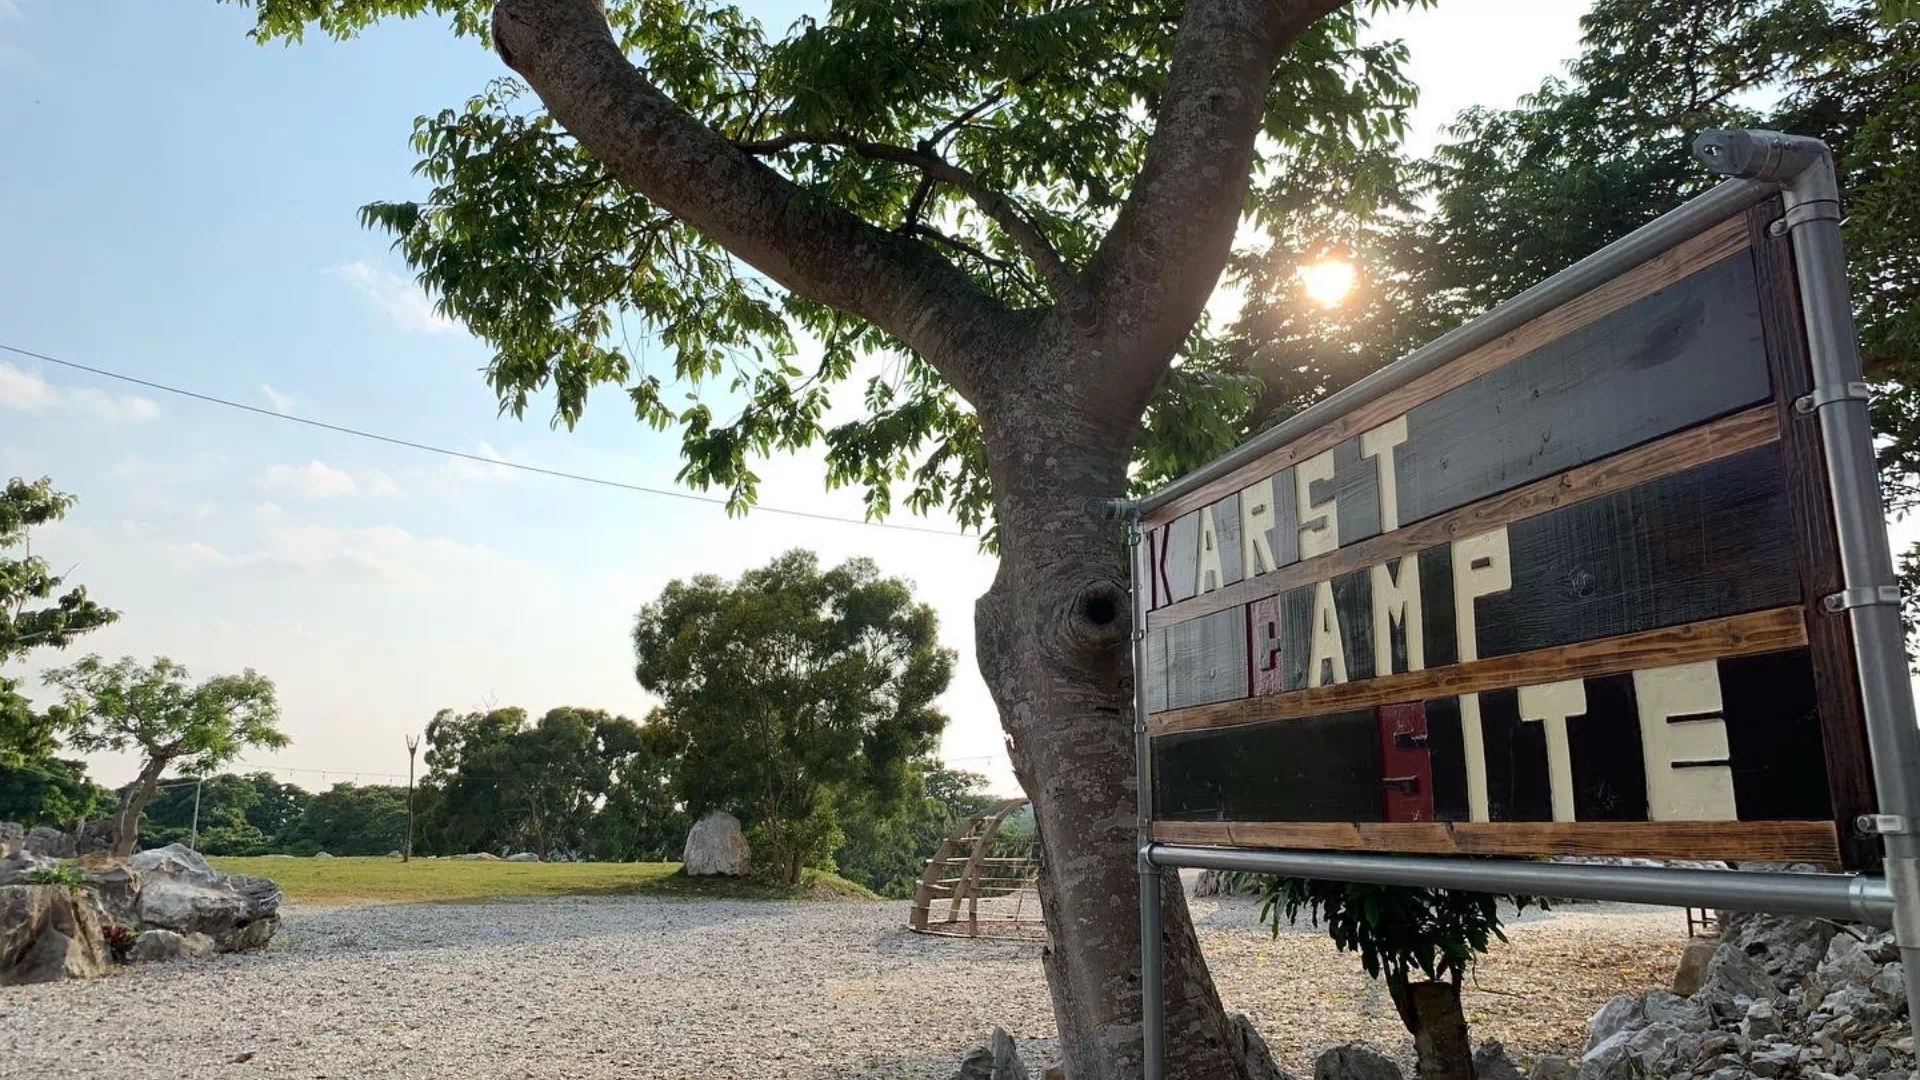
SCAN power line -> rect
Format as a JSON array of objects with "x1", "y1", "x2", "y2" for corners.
[{"x1": 0, "y1": 342, "x2": 971, "y2": 539}]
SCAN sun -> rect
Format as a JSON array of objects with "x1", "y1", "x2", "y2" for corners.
[{"x1": 1299, "y1": 259, "x2": 1357, "y2": 307}]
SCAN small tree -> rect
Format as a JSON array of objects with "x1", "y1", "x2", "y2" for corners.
[
  {"x1": 1255, "y1": 877, "x2": 1539, "y2": 1080},
  {"x1": 635, "y1": 550, "x2": 955, "y2": 884},
  {"x1": 45, "y1": 655, "x2": 285, "y2": 857},
  {"x1": 1, "y1": 476, "x2": 118, "y2": 764}
]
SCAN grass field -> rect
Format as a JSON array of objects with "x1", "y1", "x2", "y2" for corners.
[{"x1": 210, "y1": 855, "x2": 878, "y2": 905}]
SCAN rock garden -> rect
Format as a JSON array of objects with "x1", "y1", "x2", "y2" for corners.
[{"x1": 0, "y1": 823, "x2": 279, "y2": 984}]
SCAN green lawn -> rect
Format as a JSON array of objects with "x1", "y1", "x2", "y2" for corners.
[{"x1": 210, "y1": 856, "x2": 878, "y2": 905}]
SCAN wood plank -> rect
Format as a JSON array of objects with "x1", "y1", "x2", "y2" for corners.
[
  {"x1": 1473, "y1": 442, "x2": 1801, "y2": 658},
  {"x1": 1148, "y1": 606, "x2": 1808, "y2": 735},
  {"x1": 1150, "y1": 405, "x2": 1778, "y2": 630},
  {"x1": 1149, "y1": 818, "x2": 1842, "y2": 866},
  {"x1": 1749, "y1": 198, "x2": 1881, "y2": 871},
  {"x1": 1144, "y1": 214, "x2": 1754, "y2": 526},
  {"x1": 1394, "y1": 251, "x2": 1770, "y2": 525}
]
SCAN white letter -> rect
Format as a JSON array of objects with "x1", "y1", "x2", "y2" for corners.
[
  {"x1": 1240, "y1": 475, "x2": 1279, "y2": 577},
  {"x1": 1296, "y1": 448, "x2": 1339, "y2": 559},
  {"x1": 1308, "y1": 579, "x2": 1348, "y2": 687},
  {"x1": 1634, "y1": 662, "x2": 1737, "y2": 821},
  {"x1": 1196, "y1": 501, "x2": 1226, "y2": 594},
  {"x1": 1360, "y1": 415, "x2": 1409, "y2": 532},
  {"x1": 1369, "y1": 557, "x2": 1424, "y2": 675},
  {"x1": 1519, "y1": 680, "x2": 1587, "y2": 823},
  {"x1": 1452, "y1": 528, "x2": 1512, "y2": 823}
]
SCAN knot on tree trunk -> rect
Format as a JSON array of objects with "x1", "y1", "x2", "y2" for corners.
[{"x1": 1061, "y1": 578, "x2": 1131, "y2": 659}]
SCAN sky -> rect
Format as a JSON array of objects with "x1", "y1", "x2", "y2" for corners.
[{"x1": 0, "y1": 0, "x2": 1591, "y2": 795}]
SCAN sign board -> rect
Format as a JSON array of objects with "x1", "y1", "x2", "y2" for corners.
[{"x1": 1135, "y1": 197, "x2": 1879, "y2": 870}]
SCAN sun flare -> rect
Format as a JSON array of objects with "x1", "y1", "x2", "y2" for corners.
[{"x1": 1299, "y1": 259, "x2": 1357, "y2": 307}]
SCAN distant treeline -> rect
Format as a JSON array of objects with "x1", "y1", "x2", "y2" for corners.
[{"x1": 0, "y1": 705, "x2": 1004, "y2": 899}]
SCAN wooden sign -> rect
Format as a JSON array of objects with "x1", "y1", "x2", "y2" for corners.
[{"x1": 1137, "y1": 198, "x2": 1878, "y2": 870}]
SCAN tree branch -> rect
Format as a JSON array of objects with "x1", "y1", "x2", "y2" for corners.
[
  {"x1": 489, "y1": 0, "x2": 1015, "y2": 406},
  {"x1": 1082, "y1": 0, "x2": 1354, "y2": 409},
  {"x1": 735, "y1": 130, "x2": 1079, "y2": 305}
]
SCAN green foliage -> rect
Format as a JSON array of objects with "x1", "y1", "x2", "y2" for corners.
[
  {"x1": 635, "y1": 549, "x2": 954, "y2": 883},
  {"x1": 419, "y1": 705, "x2": 676, "y2": 858},
  {"x1": 221, "y1": 0, "x2": 1424, "y2": 541},
  {"x1": 834, "y1": 765, "x2": 996, "y2": 898},
  {"x1": 280, "y1": 782, "x2": 409, "y2": 855},
  {"x1": 1253, "y1": 875, "x2": 1539, "y2": 1044},
  {"x1": 25, "y1": 861, "x2": 83, "y2": 887},
  {"x1": 0, "y1": 757, "x2": 113, "y2": 829},
  {"x1": 0, "y1": 477, "x2": 118, "y2": 765},
  {"x1": 45, "y1": 656, "x2": 286, "y2": 773}
]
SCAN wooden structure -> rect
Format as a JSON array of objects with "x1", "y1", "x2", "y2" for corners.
[
  {"x1": 909, "y1": 798, "x2": 1045, "y2": 939},
  {"x1": 1138, "y1": 199, "x2": 1879, "y2": 870}
]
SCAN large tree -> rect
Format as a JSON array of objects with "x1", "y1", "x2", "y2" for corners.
[
  {"x1": 634, "y1": 550, "x2": 953, "y2": 884},
  {"x1": 44, "y1": 656, "x2": 285, "y2": 857},
  {"x1": 227, "y1": 1, "x2": 1417, "y2": 1070},
  {"x1": 420, "y1": 704, "x2": 658, "y2": 858},
  {"x1": 0, "y1": 477, "x2": 118, "y2": 764}
]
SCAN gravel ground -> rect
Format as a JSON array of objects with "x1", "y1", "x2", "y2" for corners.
[{"x1": 0, "y1": 883, "x2": 1685, "y2": 1079}]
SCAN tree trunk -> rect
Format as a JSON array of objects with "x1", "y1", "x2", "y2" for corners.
[
  {"x1": 1393, "y1": 980, "x2": 1474, "y2": 1080},
  {"x1": 111, "y1": 757, "x2": 170, "y2": 859},
  {"x1": 975, "y1": 341, "x2": 1253, "y2": 1080}
]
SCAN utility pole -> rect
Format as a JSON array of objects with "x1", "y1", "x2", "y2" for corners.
[
  {"x1": 404, "y1": 734, "x2": 420, "y2": 863},
  {"x1": 189, "y1": 775, "x2": 203, "y2": 851}
]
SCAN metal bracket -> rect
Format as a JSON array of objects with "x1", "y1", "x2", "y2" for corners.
[
  {"x1": 1823, "y1": 585, "x2": 1902, "y2": 613},
  {"x1": 1795, "y1": 381, "x2": 1872, "y2": 414},
  {"x1": 1768, "y1": 199, "x2": 1844, "y2": 236},
  {"x1": 1859, "y1": 814, "x2": 1911, "y2": 836}
]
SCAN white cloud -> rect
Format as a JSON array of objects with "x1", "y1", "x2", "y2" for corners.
[
  {"x1": 259, "y1": 460, "x2": 402, "y2": 500},
  {"x1": 0, "y1": 362, "x2": 158, "y2": 421},
  {"x1": 172, "y1": 519, "x2": 519, "y2": 588},
  {"x1": 0, "y1": 1, "x2": 21, "y2": 19},
  {"x1": 445, "y1": 441, "x2": 516, "y2": 483},
  {"x1": 329, "y1": 261, "x2": 455, "y2": 335},
  {"x1": 260, "y1": 383, "x2": 296, "y2": 415}
]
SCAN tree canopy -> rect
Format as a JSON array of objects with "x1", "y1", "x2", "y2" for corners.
[
  {"x1": 45, "y1": 655, "x2": 285, "y2": 855},
  {"x1": 224, "y1": 0, "x2": 1422, "y2": 539},
  {"x1": 0, "y1": 476, "x2": 118, "y2": 763},
  {"x1": 634, "y1": 549, "x2": 953, "y2": 882}
]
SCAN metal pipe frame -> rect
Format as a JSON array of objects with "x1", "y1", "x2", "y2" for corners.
[
  {"x1": 1129, "y1": 512, "x2": 1166, "y2": 1080},
  {"x1": 1695, "y1": 127, "x2": 1920, "y2": 1047},
  {"x1": 1149, "y1": 845, "x2": 1894, "y2": 926},
  {"x1": 1129, "y1": 128, "x2": 1920, "y2": 1075}
]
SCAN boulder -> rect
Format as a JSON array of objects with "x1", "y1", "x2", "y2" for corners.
[
  {"x1": 1741, "y1": 999, "x2": 1782, "y2": 1041},
  {"x1": 1527, "y1": 1056, "x2": 1575, "y2": 1080},
  {"x1": 386, "y1": 851, "x2": 402, "y2": 859},
  {"x1": 128, "y1": 843, "x2": 279, "y2": 953},
  {"x1": 1230, "y1": 1012, "x2": 1295, "y2": 1080},
  {"x1": 0, "y1": 821, "x2": 23, "y2": 856},
  {"x1": 506, "y1": 852, "x2": 540, "y2": 863},
  {"x1": 24, "y1": 825, "x2": 76, "y2": 859},
  {"x1": 1674, "y1": 935, "x2": 1718, "y2": 997},
  {"x1": 0, "y1": 884, "x2": 108, "y2": 984},
  {"x1": 75, "y1": 854, "x2": 140, "y2": 924},
  {"x1": 1578, "y1": 1029, "x2": 1635, "y2": 1080},
  {"x1": 127, "y1": 928, "x2": 215, "y2": 964},
  {"x1": 1642, "y1": 988, "x2": 1712, "y2": 1033},
  {"x1": 1806, "y1": 931, "x2": 1885, "y2": 1007},
  {"x1": 313, "y1": 851, "x2": 333, "y2": 859},
  {"x1": 951, "y1": 1027, "x2": 1027, "y2": 1080},
  {"x1": 455, "y1": 852, "x2": 499, "y2": 861},
  {"x1": 1586, "y1": 994, "x2": 1645, "y2": 1050},
  {"x1": 1313, "y1": 1043, "x2": 1403, "y2": 1080},
  {"x1": 1696, "y1": 943, "x2": 1780, "y2": 1018},
  {"x1": 1472, "y1": 1041, "x2": 1524, "y2": 1080},
  {"x1": 682, "y1": 811, "x2": 750, "y2": 876},
  {"x1": 1718, "y1": 912, "x2": 1837, "y2": 990},
  {"x1": 0, "y1": 848, "x2": 57, "y2": 886},
  {"x1": 1624, "y1": 1022, "x2": 1692, "y2": 1076}
]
